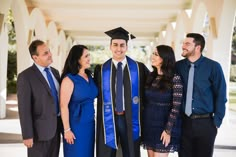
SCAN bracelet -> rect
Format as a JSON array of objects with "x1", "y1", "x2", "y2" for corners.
[{"x1": 64, "y1": 128, "x2": 71, "y2": 133}]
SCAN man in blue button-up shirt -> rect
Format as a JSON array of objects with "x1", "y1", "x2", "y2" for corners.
[{"x1": 176, "y1": 33, "x2": 227, "y2": 157}]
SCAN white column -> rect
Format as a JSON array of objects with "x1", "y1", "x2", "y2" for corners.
[
  {"x1": 0, "y1": 26, "x2": 8, "y2": 118},
  {"x1": 210, "y1": 0, "x2": 236, "y2": 84},
  {"x1": 207, "y1": 0, "x2": 236, "y2": 125},
  {"x1": 11, "y1": 0, "x2": 31, "y2": 74},
  {"x1": 0, "y1": 0, "x2": 13, "y2": 118}
]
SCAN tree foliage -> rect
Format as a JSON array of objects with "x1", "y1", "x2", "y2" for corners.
[
  {"x1": 7, "y1": 9, "x2": 17, "y2": 93},
  {"x1": 7, "y1": 9, "x2": 16, "y2": 81},
  {"x1": 232, "y1": 25, "x2": 236, "y2": 54}
]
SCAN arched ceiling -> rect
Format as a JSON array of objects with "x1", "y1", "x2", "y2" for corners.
[{"x1": 25, "y1": 0, "x2": 192, "y2": 46}]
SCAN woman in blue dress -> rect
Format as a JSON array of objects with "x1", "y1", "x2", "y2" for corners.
[
  {"x1": 142, "y1": 45, "x2": 183, "y2": 157},
  {"x1": 60, "y1": 45, "x2": 98, "y2": 157}
]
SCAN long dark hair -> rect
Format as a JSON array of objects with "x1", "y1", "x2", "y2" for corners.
[
  {"x1": 61, "y1": 45, "x2": 91, "y2": 79},
  {"x1": 146, "y1": 45, "x2": 176, "y2": 91}
]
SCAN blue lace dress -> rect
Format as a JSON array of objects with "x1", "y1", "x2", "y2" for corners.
[
  {"x1": 63, "y1": 73, "x2": 98, "y2": 157},
  {"x1": 142, "y1": 74, "x2": 183, "y2": 152}
]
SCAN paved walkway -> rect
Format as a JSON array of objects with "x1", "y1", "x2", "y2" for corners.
[{"x1": 0, "y1": 94, "x2": 236, "y2": 157}]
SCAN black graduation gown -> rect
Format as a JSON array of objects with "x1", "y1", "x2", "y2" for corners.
[{"x1": 94, "y1": 58, "x2": 148, "y2": 157}]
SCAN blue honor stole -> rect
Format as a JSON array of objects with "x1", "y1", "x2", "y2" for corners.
[{"x1": 101, "y1": 56, "x2": 140, "y2": 149}]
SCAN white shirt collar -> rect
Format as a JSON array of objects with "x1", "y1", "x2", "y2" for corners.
[
  {"x1": 112, "y1": 57, "x2": 127, "y2": 68},
  {"x1": 34, "y1": 63, "x2": 51, "y2": 73}
]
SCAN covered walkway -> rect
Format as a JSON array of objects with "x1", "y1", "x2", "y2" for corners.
[
  {"x1": 0, "y1": 0, "x2": 236, "y2": 118},
  {"x1": 0, "y1": 0, "x2": 236, "y2": 156}
]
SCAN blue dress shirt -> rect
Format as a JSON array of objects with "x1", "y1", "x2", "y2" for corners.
[{"x1": 176, "y1": 55, "x2": 227, "y2": 127}]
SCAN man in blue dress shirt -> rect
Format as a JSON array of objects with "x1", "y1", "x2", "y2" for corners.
[{"x1": 176, "y1": 33, "x2": 227, "y2": 157}]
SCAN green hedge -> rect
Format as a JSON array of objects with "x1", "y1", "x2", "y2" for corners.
[{"x1": 7, "y1": 80, "x2": 16, "y2": 94}]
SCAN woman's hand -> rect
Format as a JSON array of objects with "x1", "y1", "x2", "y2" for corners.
[
  {"x1": 64, "y1": 130, "x2": 76, "y2": 144},
  {"x1": 160, "y1": 130, "x2": 171, "y2": 147}
]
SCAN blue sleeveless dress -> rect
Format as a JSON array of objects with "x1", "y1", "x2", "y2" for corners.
[{"x1": 63, "y1": 73, "x2": 98, "y2": 157}]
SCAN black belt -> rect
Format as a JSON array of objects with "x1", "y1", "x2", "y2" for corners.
[{"x1": 189, "y1": 113, "x2": 212, "y2": 119}]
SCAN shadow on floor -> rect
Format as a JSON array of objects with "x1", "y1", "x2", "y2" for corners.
[
  {"x1": 0, "y1": 94, "x2": 22, "y2": 143},
  {"x1": 0, "y1": 133, "x2": 22, "y2": 144}
]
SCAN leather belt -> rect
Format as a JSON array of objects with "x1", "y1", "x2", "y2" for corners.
[
  {"x1": 189, "y1": 113, "x2": 212, "y2": 119},
  {"x1": 115, "y1": 111, "x2": 125, "y2": 115}
]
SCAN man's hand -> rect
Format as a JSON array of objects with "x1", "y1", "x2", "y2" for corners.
[{"x1": 23, "y1": 138, "x2": 33, "y2": 148}]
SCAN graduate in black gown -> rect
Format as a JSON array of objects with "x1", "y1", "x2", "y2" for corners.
[{"x1": 94, "y1": 27, "x2": 149, "y2": 157}]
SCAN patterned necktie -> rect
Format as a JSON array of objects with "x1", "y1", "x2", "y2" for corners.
[
  {"x1": 185, "y1": 63, "x2": 194, "y2": 116},
  {"x1": 44, "y1": 68, "x2": 59, "y2": 115},
  {"x1": 116, "y1": 62, "x2": 123, "y2": 112}
]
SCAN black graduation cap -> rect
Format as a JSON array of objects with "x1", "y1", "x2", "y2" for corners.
[{"x1": 105, "y1": 27, "x2": 136, "y2": 40}]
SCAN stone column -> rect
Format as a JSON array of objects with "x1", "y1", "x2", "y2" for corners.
[
  {"x1": 0, "y1": 0, "x2": 12, "y2": 118},
  {"x1": 0, "y1": 25, "x2": 8, "y2": 118}
]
